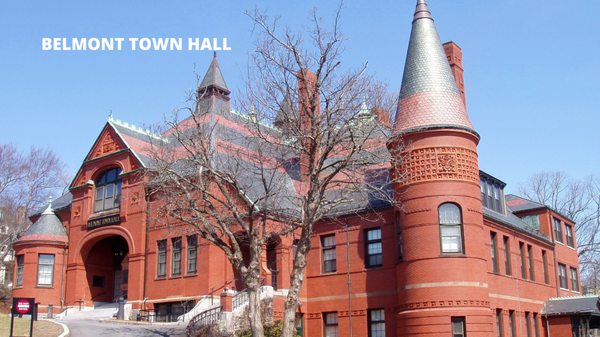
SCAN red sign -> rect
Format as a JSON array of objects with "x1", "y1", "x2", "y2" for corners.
[{"x1": 12, "y1": 297, "x2": 34, "y2": 315}]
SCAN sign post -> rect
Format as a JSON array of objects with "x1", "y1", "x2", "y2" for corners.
[{"x1": 10, "y1": 297, "x2": 35, "y2": 337}]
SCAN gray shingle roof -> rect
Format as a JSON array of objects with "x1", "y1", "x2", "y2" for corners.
[
  {"x1": 22, "y1": 205, "x2": 67, "y2": 238},
  {"x1": 505, "y1": 194, "x2": 546, "y2": 213},
  {"x1": 542, "y1": 296, "x2": 600, "y2": 316},
  {"x1": 199, "y1": 53, "x2": 229, "y2": 92},
  {"x1": 483, "y1": 206, "x2": 551, "y2": 243}
]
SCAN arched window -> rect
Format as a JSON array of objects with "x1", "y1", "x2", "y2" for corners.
[
  {"x1": 94, "y1": 168, "x2": 122, "y2": 212},
  {"x1": 439, "y1": 203, "x2": 463, "y2": 254}
]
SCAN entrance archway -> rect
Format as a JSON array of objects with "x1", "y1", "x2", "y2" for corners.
[{"x1": 82, "y1": 236, "x2": 130, "y2": 303}]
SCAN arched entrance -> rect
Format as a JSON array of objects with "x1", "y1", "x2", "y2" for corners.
[{"x1": 82, "y1": 235, "x2": 130, "y2": 303}]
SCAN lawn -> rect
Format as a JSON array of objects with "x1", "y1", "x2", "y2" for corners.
[{"x1": 0, "y1": 315, "x2": 64, "y2": 337}]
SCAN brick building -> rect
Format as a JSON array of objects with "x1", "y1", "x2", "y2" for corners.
[{"x1": 12, "y1": 1, "x2": 586, "y2": 336}]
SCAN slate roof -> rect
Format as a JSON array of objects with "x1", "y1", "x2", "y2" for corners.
[
  {"x1": 542, "y1": 296, "x2": 600, "y2": 316},
  {"x1": 19, "y1": 203, "x2": 68, "y2": 243},
  {"x1": 199, "y1": 52, "x2": 229, "y2": 93},
  {"x1": 482, "y1": 206, "x2": 551, "y2": 243},
  {"x1": 505, "y1": 194, "x2": 546, "y2": 213},
  {"x1": 393, "y1": 0, "x2": 475, "y2": 136},
  {"x1": 31, "y1": 192, "x2": 72, "y2": 217}
]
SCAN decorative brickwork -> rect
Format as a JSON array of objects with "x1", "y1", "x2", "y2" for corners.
[
  {"x1": 89, "y1": 130, "x2": 123, "y2": 160},
  {"x1": 401, "y1": 146, "x2": 479, "y2": 185},
  {"x1": 398, "y1": 299, "x2": 490, "y2": 312}
]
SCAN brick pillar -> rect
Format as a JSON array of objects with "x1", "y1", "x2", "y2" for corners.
[
  {"x1": 220, "y1": 288, "x2": 234, "y2": 312},
  {"x1": 297, "y1": 69, "x2": 320, "y2": 181}
]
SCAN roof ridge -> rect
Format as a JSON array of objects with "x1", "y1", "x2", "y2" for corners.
[{"x1": 108, "y1": 115, "x2": 167, "y2": 141}]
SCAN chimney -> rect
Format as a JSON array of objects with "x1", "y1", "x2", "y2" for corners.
[
  {"x1": 297, "y1": 69, "x2": 320, "y2": 181},
  {"x1": 371, "y1": 107, "x2": 391, "y2": 128},
  {"x1": 443, "y1": 41, "x2": 466, "y2": 106}
]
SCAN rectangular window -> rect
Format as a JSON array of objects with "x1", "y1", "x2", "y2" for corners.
[
  {"x1": 37, "y1": 254, "x2": 54, "y2": 286},
  {"x1": 525, "y1": 312, "x2": 532, "y2": 337},
  {"x1": 553, "y1": 218, "x2": 563, "y2": 243},
  {"x1": 509, "y1": 310, "x2": 516, "y2": 337},
  {"x1": 522, "y1": 215, "x2": 540, "y2": 229},
  {"x1": 527, "y1": 245, "x2": 535, "y2": 281},
  {"x1": 503, "y1": 236, "x2": 512, "y2": 275},
  {"x1": 558, "y1": 263, "x2": 568, "y2": 289},
  {"x1": 172, "y1": 237, "x2": 182, "y2": 276},
  {"x1": 323, "y1": 312, "x2": 338, "y2": 337},
  {"x1": 396, "y1": 215, "x2": 403, "y2": 261},
  {"x1": 16, "y1": 254, "x2": 24, "y2": 287},
  {"x1": 365, "y1": 228, "x2": 382, "y2": 268},
  {"x1": 520, "y1": 242, "x2": 527, "y2": 279},
  {"x1": 496, "y1": 309, "x2": 504, "y2": 337},
  {"x1": 157, "y1": 240, "x2": 167, "y2": 277},
  {"x1": 570, "y1": 267, "x2": 579, "y2": 291},
  {"x1": 542, "y1": 250, "x2": 549, "y2": 284},
  {"x1": 533, "y1": 313, "x2": 539, "y2": 337},
  {"x1": 368, "y1": 309, "x2": 385, "y2": 337},
  {"x1": 491, "y1": 232, "x2": 499, "y2": 273},
  {"x1": 187, "y1": 235, "x2": 198, "y2": 274},
  {"x1": 565, "y1": 224, "x2": 574, "y2": 247},
  {"x1": 451, "y1": 317, "x2": 467, "y2": 337},
  {"x1": 321, "y1": 235, "x2": 336, "y2": 273}
]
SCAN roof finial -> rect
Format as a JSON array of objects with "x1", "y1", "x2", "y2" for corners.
[
  {"x1": 42, "y1": 196, "x2": 54, "y2": 215},
  {"x1": 108, "y1": 110, "x2": 113, "y2": 121},
  {"x1": 213, "y1": 51, "x2": 217, "y2": 59},
  {"x1": 414, "y1": 0, "x2": 433, "y2": 22}
]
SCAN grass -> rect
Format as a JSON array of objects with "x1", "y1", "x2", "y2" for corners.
[{"x1": 0, "y1": 315, "x2": 64, "y2": 337}]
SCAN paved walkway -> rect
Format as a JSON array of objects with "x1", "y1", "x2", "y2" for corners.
[{"x1": 57, "y1": 303, "x2": 186, "y2": 337}]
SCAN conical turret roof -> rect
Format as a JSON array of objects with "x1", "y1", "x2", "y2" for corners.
[
  {"x1": 198, "y1": 52, "x2": 230, "y2": 94},
  {"x1": 16, "y1": 199, "x2": 67, "y2": 244},
  {"x1": 393, "y1": 0, "x2": 475, "y2": 136}
]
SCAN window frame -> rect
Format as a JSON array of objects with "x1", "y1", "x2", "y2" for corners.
[
  {"x1": 553, "y1": 218, "x2": 563, "y2": 244},
  {"x1": 187, "y1": 235, "x2": 198, "y2": 274},
  {"x1": 37, "y1": 253, "x2": 55, "y2": 287},
  {"x1": 439, "y1": 203, "x2": 464, "y2": 254},
  {"x1": 15, "y1": 254, "x2": 24, "y2": 287},
  {"x1": 93, "y1": 167, "x2": 122, "y2": 213},
  {"x1": 321, "y1": 234, "x2": 337, "y2": 273},
  {"x1": 503, "y1": 236, "x2": 512, "y2": 275},
  {"x1": 527, "y1": 244, "x2": 535, "y2": 281},
  {"x1": 496, "y1": 309, "x2": 504, "y2": 337},
  {"x1": 525, "y1": 312, "x2": 532, "y2": 337},
  {"x1": 368, "y1": 308, "x2": 386, "y2": 337},
  {"x1": 542, "y1": 250, "x2": 549, "y2": 284},
  {"x1": 558, "y1": 263, "x2": 568, "y2": 289},
  {"x1": 491, "y1": 232, "x2": 499, "y2": 273},
  {"x1": 157, "y1": 239, "x2": 167, "y2": 278},
  {"x1": 365, "y1": 228, "x2": 383, "y2": 268},
  {"x1": 570, "y1": 267, "x2": 579, "y2": 291},
  {"x1": 565, "y1": 224, "x2": 575, "y2": 248},
  {"x1": 323, "y1": 312, "x2": 338, "y2": 337},
  {"x1": 451, "y1": 316, "x2": 467, "y2": 337},
  {"x1": 508, "y1": 310, "x2": 516, "y2": 337},
  {"x1": 172, "y1": 237, "x2": 182, "y2": 276},
  {"x1": 519, "y1": 242, "x2": 527, "y2": 279}
]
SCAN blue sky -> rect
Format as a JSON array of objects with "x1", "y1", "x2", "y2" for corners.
[{"x1": 1, "y1": 1, "x2": 598, "y2": 194}]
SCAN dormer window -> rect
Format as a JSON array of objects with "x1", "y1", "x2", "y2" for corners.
[
  {"x1": 94, "y1": 168, "x2": 122, "y2": 213},
  {"x1": 480, "y1": 172, "x2": 505, "y2": 213}
]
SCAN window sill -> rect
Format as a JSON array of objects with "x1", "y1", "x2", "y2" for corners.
[
  {"x1": 321, "y1": 271, "x2": 337, "y2": 275},
  {"x1": 36, "y1": 285, "x2": 54, "y2": 289},
  {"x1": 155, "y1": 276, "x2": 167, "y2": 281},
  {"x1": 184, "y1": 273, "x2": 197, "y2": 278},
  {"x1": 440, "y1": 253, "x2": 466, "y2": 258},
  {"x1": 89, "y1": 208, "x2": 120, "y2": 218}
]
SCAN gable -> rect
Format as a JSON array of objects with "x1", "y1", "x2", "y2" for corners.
[{"x1": 86, "y1": 125, "x2": 126, "y2": 161}]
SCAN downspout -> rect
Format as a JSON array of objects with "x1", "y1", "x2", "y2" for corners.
[
  {"x1": 142, "y1": 188, "x2": 151, "y2": 310},
  {"x1": 346, "y1": 223, "x2": 353, "y2": 337},
  {"x1": 545, "y1": 315, "x2": 550, "y2": 337},
  {"x1": 60, "y1": 243, "x2": 67, "y2": 311}
]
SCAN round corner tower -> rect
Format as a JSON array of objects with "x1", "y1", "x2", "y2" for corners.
[{"x1": 387, "y1": 1, "x2": 491, "y2": 336}]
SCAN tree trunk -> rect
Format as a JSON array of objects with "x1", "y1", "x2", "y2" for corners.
[
  {"x1": 281, "y1": 245, "x2": 308, "y2": 337},
  {"x1": 247, "y1": 285, "x2": 265, "y2": 337}
]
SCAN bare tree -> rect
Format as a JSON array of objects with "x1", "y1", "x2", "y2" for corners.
[
  {"x1": 0, "y1": 144, "x2": 67, "y2": 291},
  {"x1": 148, "y1": 5, "x2": 398, "y2": 337},
  {"x1": 519, "y1": 172, "x2": 600, "y2": 288}
]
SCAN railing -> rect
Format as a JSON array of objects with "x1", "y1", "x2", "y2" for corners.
[
  {"x1": 186, "y1": 305, "x2": 222, "y2": 337},
  {"x1": 232, "y1": 289, "x2": 249, "y2": 312}
]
